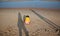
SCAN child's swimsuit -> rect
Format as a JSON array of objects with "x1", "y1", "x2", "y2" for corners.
[{"x1": 25, "y1": 17, "x2": 30, "y2": 24}]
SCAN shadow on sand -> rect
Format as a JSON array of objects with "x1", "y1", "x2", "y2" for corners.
[
  {"x1": 17, "y1": 12, "x2": 29, "y2": 36},
  {"x1": 30, "y1": 9, "x2": 60, "y2": 33}
]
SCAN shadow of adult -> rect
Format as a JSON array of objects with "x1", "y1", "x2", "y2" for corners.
[
  {"x1": 17, "y1": 12, "x2": 29, "y2": 36},
  {"x1": 31, "y1": 9, "x2": 60, "y2": 32}
]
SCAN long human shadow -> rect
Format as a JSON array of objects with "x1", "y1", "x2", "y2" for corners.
[
  {"x1": 17, "y1": 12, "x2": 29, "y2": 36},
  {"x1": 30, "y1": 9, "x2": 60, "y2": 32}
]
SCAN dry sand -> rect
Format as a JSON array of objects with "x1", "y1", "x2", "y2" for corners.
[{"x1": 0, "y1": 8, "x2": 60, "y2": 36}]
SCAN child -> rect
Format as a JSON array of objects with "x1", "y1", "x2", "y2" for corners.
[{"x1": 24, "y1": 15, "x2": 30, "y2": 24}]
